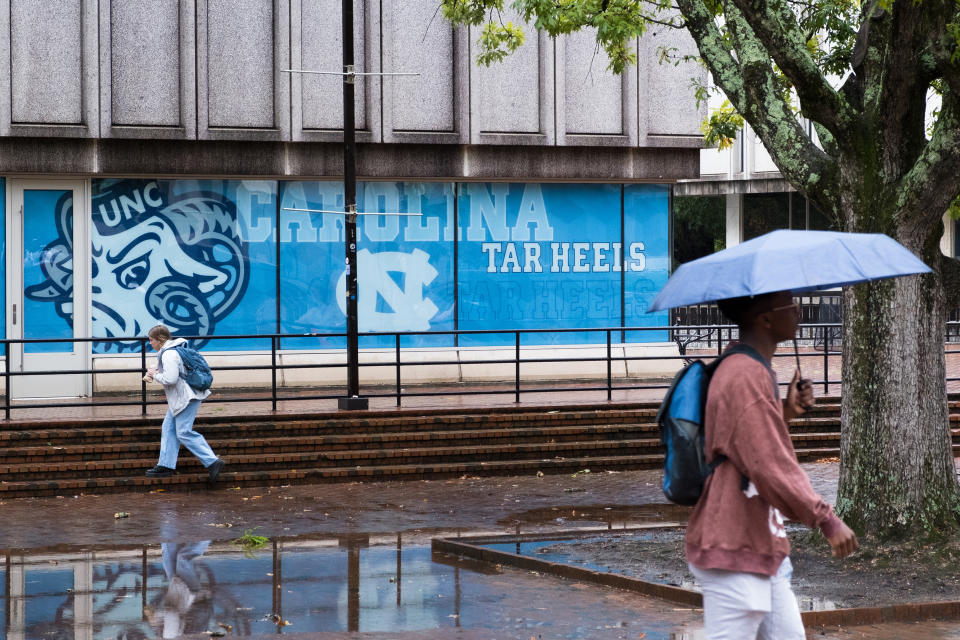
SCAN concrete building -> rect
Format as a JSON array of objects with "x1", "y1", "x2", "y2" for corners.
[{"x1": 0, "y1": 1, "x2": 706, "y2": 398}]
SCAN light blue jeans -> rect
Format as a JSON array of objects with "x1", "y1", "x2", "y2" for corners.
[{"x1": 157, "y1": 400, "x2": 218, "y2": 469}]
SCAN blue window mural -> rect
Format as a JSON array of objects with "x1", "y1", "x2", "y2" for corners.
[
  {"x1": 457, "y1": 182, "x2": 627, "y2": 346},
  {"x1": 19, "y1": 179, "x2": 670, "y2": 353},
  {"x1": 624, "y1": 184, "x2": 671, "y2": 342},
  {"x1": 279, "y1": 181, "x2": 455, "y2": 349},
  {"x1": 23, "y1": 188, "x2": 73, "y2": 353},
  {"x1": 66, "y1": 179, "x2": 275, "y2": 353}
]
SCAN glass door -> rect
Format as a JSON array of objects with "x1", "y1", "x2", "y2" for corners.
[{"x1": 7, "y1": 180, "x2": 90, "y2": 398}]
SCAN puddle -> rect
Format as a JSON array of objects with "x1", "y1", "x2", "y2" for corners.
[
  {"x1": 1, "y1": 531, "x2": 704, "y2": 639},
  {"x1": 476, "y1": 528, "x2": 840, "y2": 612}
]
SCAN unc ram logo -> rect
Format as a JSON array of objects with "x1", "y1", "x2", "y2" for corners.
[{"x1": 25, "y1": 180, "x2": 249, "y2": 353}]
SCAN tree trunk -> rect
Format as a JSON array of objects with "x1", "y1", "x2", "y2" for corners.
[{"x1": 837, "y1": 223, "x2": 960, "y2": 538}]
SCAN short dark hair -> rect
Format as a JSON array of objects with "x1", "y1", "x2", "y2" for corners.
[{"x1": 716, "y1": 292, "x2": 778, "y2": 326}]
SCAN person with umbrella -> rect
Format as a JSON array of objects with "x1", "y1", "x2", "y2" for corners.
[
  {"x1": 683, "y1": 290, "x2": 857, "y2": 638},
  {"x1": 648, "y1": 230, "x2": 930, "y2": 639}
]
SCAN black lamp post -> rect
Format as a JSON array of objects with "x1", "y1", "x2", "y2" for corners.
[{"x1": 337, "y1": 0, "x2": 367, "y2": 410}]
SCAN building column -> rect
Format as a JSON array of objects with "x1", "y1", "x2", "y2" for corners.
[
  {"x1": 940, "y1": 211, "x2": 954, "y2": 257},
  {"x1": 725, "y1": 193, "x2": 742, "y2": 248}
]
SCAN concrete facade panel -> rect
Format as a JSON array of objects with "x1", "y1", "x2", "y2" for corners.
[
  {"x1": 474, "y1": 8, "x2": 540, "y2": 134},
  {"x1": 564, "y1": 29, "x2": 622, "y2": 135},
  {"x1": 110, "y1": 0, "x2": 180, "y2": 126},
  {"x1": 640, "y1": 25, "x2": 705, "y2": 139},
  {"x1": 11, "y1": 0, "x2": 83, "y2": 124},
  {"x1": 298, "y1": 0, "x2": 366, "y2": 130},
  {"x1": 206, "y1": 0, "x2": 275, "y2": 128},
  {"x1": 389, "y1": 3, "x2": 456, "y2": 132}
]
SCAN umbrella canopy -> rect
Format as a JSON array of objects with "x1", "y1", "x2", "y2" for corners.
[{"x1": 648, "y1": 229, "x2": 932, "y2": 312}]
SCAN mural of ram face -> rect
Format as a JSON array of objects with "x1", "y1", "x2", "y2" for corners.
[{"x1": 25, "y1": 180, "x2": 250, "y2": 353}]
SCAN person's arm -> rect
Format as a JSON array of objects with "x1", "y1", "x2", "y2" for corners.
[
  {"x1": 726, "y1": 376, "x2": 858, "y2": 556},
  {"x1": 153, "y1": 349, "x2": 181, "y2": 385}
]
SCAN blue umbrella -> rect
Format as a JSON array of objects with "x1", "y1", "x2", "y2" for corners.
[{"x1": 648, "y1": 229, "x2": 931, "y2": 312}]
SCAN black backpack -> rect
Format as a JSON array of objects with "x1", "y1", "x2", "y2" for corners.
[{"x1": 656, "y1": 344, "x2": 761, "y2": 505}]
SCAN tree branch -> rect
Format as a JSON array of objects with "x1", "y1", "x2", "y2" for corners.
[
  {"x1": 673, "y1": 0, "x2": 746, "y2": 111},
  {"x1": 720, "y1": 1, "x2": 840, "y2": 206},
  {"x1": 729, "y1": 0, "x2": 855, "y2": 139},
  {"x1": 895, "y1": 89, "x2": 960, "y2": 230}
]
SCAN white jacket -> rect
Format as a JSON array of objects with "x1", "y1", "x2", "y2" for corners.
[{"x1": 154, "y1": 337, "x2": 211, "y2": 415}]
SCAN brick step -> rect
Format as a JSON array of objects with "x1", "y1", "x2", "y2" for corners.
[
  {"x1": 0, "y1": 453, "x2": 673, "y2": 498},
  {"x1": 0, "y1": 420, "x2": 861, "y2": 466},
  {"x1": 0, "y1": 443, "x2": 863, "y2": 498},
  {"x1": 0, "y1": 423, "x2": 662, "y2": 463},
  {"x1": 0, "y1": 431, "x2": 854, "y2": 482},
  {"x1": 0, "y1": 439, "x2": 662, "y2": 481},
  {"x1": 0, "y1": 409, "x2": 665, "y2": 446},
  {"x1": 0, "y1": 410, "x2": 846, "y2": 450}
]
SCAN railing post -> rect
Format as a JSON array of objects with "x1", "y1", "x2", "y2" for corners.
[
  {"x1": 271, "y1": 336, "x2": 278, "y2": 411},
  {"x1": 395, "y1": 334, "x2": 402, "y2": 407},
  {"x1": 140, "y1": 339, "x2": 147, "y2": 416},
  {"x1": 606, "y1": 330, "x2": 612, "y2": 401},
  {"x1": 822, "y1": 325, "x2": 829, "y2": 395},
  {"x1": 4, "y1": 340, "x2": 9, "y2": 420},
  {"x1": 515, "y1": 331, "x2": 521, "y2": 403}
]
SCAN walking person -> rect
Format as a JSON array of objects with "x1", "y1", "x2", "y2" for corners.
[
  {"x1": 686, "y1": 290, "x2": 858, "y2": 639},
  {"x1": 143, "y1": 324, "x2": 224, "y2": 483}
]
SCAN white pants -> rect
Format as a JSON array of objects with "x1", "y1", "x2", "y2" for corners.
[{"x1": 689, "y1": 557, "x2": 805, "y2": 640}]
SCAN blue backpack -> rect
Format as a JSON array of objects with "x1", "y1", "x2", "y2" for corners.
[
  {"x1": 160, "y1": 343, "x2": 213, "y2": 392},
  {"x1": 656, "y1": 344, "x2": 759, "y2": 505}
]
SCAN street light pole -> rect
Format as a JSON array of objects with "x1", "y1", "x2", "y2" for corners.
[{"x1": 337, "y1": 0, "x2": 368, "y2": 410}]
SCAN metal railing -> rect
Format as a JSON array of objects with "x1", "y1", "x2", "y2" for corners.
[
  {"x1": 671, "y1": 291, "x2": 843, "y2": 349},
  {"x1": 0, "y1": 324, "x2": 850, "y2": 418}
]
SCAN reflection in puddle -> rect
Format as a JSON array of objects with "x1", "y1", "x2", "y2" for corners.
[{"x1": 1, "y1": 532, "x2": 704, "y2": 639}]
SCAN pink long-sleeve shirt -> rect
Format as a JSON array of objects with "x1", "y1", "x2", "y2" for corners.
[{"x1": 685, "y1": 348, "x2": 843, "y2": 576}]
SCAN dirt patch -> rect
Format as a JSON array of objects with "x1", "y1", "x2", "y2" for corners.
[{"x1": 536, "y1": 524, "x2": 960, "y2": 609}]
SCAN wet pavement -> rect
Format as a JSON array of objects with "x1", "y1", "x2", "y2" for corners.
[
  {"x1": 2, "y1": 461, "x2": 959, "y2": 638},
  {"x1": 0, "y1": 463, "x2": 844, "y2": 639}
]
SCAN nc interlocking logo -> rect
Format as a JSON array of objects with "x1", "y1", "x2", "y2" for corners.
[{"x1": 337, "y1": 248, "x2": 439, "y2": 332}]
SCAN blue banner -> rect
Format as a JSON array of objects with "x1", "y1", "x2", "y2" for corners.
[
  {"x1": 624, "y1": 184, "x2": 671, "y2": 342},
  {"x1": 18, "y1": 179, "x2": 670, "y2": 354},
  {"x1": 457, "y1": 183, "x2": 625, "y2": 346},
  {"x1": 279, "y1": 181, "x2": 455, "y2": 349}
]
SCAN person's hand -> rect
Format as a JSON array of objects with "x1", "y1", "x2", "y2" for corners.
[
  {"x1": 142, "y1": 373, "x2": 153, "y2": 382},
  {"x1": 784, "y1": 369, "x2": 814, "y2": 420},
  {"x1": 827, "y1": 521, "x2": 859, "y2": 558}
]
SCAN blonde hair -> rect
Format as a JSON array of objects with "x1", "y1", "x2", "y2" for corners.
[{"x1": 148, "y1": 324, "x2": 171, "y2": 344}]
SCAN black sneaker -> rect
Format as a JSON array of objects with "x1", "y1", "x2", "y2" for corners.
[
  {"x1": 207, "y1": 459, "x2": 225, "y2": 484},
  {"x1": 145, "y1": 465, "x2": 175, "y2": 478}
]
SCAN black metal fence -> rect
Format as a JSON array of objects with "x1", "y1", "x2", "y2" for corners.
[
  {"x1": 670, "y1": 291, "x2": 843, "y2": 351},
  {"x1": 0, "y1": 325, "x2": 846, "y2": 418}
]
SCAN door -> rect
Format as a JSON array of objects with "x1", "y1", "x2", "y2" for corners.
[{"x1": 7, "y1": 180, "x2": 90, "y2": 399}]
